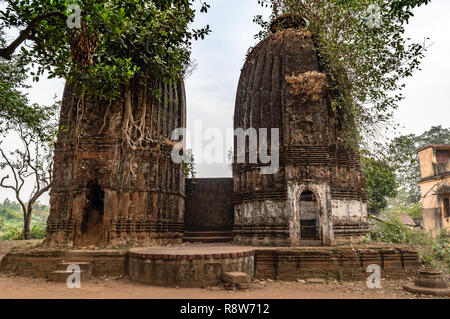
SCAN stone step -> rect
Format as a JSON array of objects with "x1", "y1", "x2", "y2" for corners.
[
  {"x1": 57, "y1": 262, "x2": 93, "y2": 273},
  {"x1": 183, "y1": 236, "x2": 233, "y2": 243},
  {"x1": 48, "y1": 270, "x2": 90, "y2": 283},
  {"x1": 223, "y1": 272, "x2": 251, "y2": 290},
  {"x1": 223, "y1": 272, "x2": 250, "y2": 284},
  {"x1": 300, "y1": 239, "x2": 322, "y2": 247},
  {"x1": 184, "y1": 231, "x2": 233, "y2": 237}
]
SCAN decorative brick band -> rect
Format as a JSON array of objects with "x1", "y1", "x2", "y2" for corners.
[{"x1": 128, "y1": 250, "x2": 255, "y2": 260}]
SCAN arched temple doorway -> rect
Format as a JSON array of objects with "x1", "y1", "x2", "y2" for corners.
[
  {"x1": 80, "y1": 181, "x2": 105, "y2": 246},
  {"x1": 299, "y1": 191, "x2": 320, "y2": 240}
]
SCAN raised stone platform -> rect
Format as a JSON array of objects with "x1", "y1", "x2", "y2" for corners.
[
  {"x1": 128, "y1": 246, "x2": 255, "y2": 288},
  {"x1": 254, "y1": 246, "x2": 423, "y2": 281},
  {"x1": 0, "y1": 244, "x2": 423, "y2": 287},
  {"x1": 0, "y1": 249, "x2": 128, "y2": 277}
]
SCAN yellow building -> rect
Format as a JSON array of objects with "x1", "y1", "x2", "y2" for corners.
[{"x1": 418, "y1": 145, "x2": 450, "y2": 236}]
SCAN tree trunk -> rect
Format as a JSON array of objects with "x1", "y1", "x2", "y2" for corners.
[{"x1": 23, "y1": 210, "x2": 32, "y2": 240}]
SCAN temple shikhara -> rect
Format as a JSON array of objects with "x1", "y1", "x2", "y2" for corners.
[
  {"x1": 45, "y1": 79, "x2": 187, "y2": 247},
  {"x1": 232, "y1": 14, "x2": 368, "y2": 247}
]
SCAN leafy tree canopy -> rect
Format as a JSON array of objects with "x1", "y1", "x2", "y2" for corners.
[
  {"x1": 390, "y1": 0, "x2": 431, "y2": 22},
  {"x1": 0, "y1": 0, "x2": 210, "y2": 101},
  {"x1": 361, "y1": 155, "x2": 398, "y2": 213},
  {"x1": 0, "y1": 32, "x2": 55, "y2": 137},
  {"x1": 361, "y1": 125, "x2": 449, "y2": 213}
]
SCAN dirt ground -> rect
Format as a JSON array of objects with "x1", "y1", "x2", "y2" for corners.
[{"x1": 0, "y1": 274, "x2": 447, "y2": 299}]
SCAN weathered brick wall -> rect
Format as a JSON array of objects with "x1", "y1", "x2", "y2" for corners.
[
  {"x1": 232, "y1": 14, "x2": 367, "y2": 246},
  {"x1": 185, "y1": 178, "x2": 234, "y2": 231},
  {"x1": 128, "y1": 249, "x2": 255, "y2": 287},
  {"x1": 254, "y1": 246, "x2": 422, "y2": 281},
  {"x1": 0, "y1": 249, "x2": 128, "y2": 276},
  {"x1": 1, "y1": 246, "x2": 421, "y2": 284},
  {"x1": 46, "y1": 77, "x2": 186, "y2": 247}
]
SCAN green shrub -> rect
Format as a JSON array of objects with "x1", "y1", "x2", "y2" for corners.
[
  {"x1": 1, "y1": 225, "x2": 23, "y2": 240},
  {"x1": 368, "y1": 212, "x2": 449, "y2": 273},
  {"x1": 30, "y1": 224, "x2": 46, "y2": 239}
]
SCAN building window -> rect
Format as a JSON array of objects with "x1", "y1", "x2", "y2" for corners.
[
  {"x1": 444, "y1": 197, "x2": 450, "y2": 218},
  {"x1": 436, "y1": 150, "x2": 449, "y2": 164}
]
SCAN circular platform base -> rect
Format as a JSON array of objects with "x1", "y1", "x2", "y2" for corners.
[
  {"x1": 128, "y1": 245, "x2": 255, "y2": 287},
  {"x1": 403, "y1": 283, "x2": 450, "y2": 297}
]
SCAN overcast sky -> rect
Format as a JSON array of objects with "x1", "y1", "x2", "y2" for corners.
[{"x1": 1, "y1": 0, "x2": 449, "y2": 203}]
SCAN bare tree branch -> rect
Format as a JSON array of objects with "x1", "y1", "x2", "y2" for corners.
[{"x1": 0, "y1": 126, "x2": 53, "y2": 239}]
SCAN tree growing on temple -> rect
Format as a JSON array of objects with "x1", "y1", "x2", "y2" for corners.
[
  {"x1": 254, "y1": 0, "x2": 430, "y2": 146},
  {"x1": 1, "y1": 0, "x2": 210, "y2": 155}
]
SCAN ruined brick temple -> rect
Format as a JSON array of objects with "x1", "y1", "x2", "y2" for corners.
[
  {"x1": 45, "y1": 14, "x2": 368, "y2": 248},
  {"x1": 45, "y1": 78, "x2": 186, "y2": 246},
  {"x1": 232, "y1": 14, "x2": 368, "y2": 246}
]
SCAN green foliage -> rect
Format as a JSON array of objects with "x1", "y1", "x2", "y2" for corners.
[
  {"x1": 1, "y1": 224, "x2": 23, "y2": 240},
  {"x1": 0, "y1": 199, "x2": 49, "y2": 240},
  {"x1": 0, "y1": 0, "x2": 211, "y2": 102},
  {"x1": 255, "y1": 0, "x2": 429, "y2": 146},
  {"x1": 0, "y1": 198, "x2": 21, "y2": 211},
  {"x1": 392, "y1": 202, "x2": 422, "y2": 219},
  {"x1": 361, "y1": 155, "x2": 398, "y2": 213},
  {"x1": 369, "y1": 213, "x2": 449, "y2": 272},
  {"x1": 386, "y1": 191, "x2": 423, "y2": 218},
  {"x1": 0, "y1": 207, "x2": 22, "y2": 220},
  {"x1": 390, "y1": 0, "x2": 431, "y2": 22},
  {"x1": 0, "y1": 33, "x2": 56, "y2": 138},
  {"x1": 30, "y1": 223, "x2": 46, "y2": 239}
]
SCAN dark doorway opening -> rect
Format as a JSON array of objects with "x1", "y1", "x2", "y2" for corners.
[
  {"x1": 81, "y1": 181, "x2": 105, "y2": 246},
  {"x1": 299, "y1": 191, "x2": 319, "y2": 239}
]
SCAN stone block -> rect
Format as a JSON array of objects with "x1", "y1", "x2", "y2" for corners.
[
  {"x1": 381, "y1": 248, "x2": 404, "y2": 278},
  {"x1": 358, "y1": 249, "x2": 382, "y2": 270},
  {"x1": 400, "y1": 249, "x2": 422, "y2": 271},
  {"x1": 223, "y1": 272, "x2": 250, "y2": 284}
]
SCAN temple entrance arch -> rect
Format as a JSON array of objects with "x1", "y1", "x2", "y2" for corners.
[
  {"x1": 80, "y1": 181, "x2": 105, "y2": 246},
  {"x1": 299, "y1": 190, "x2": 320, "y2": 240}
]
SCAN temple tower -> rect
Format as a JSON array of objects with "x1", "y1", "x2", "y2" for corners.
[
  {"x1": 232, "y1": 14, "x2": 368, "y2": 246},
  {"x1": 45, "y1": 77, "x2": 186, "y2": 247}
]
